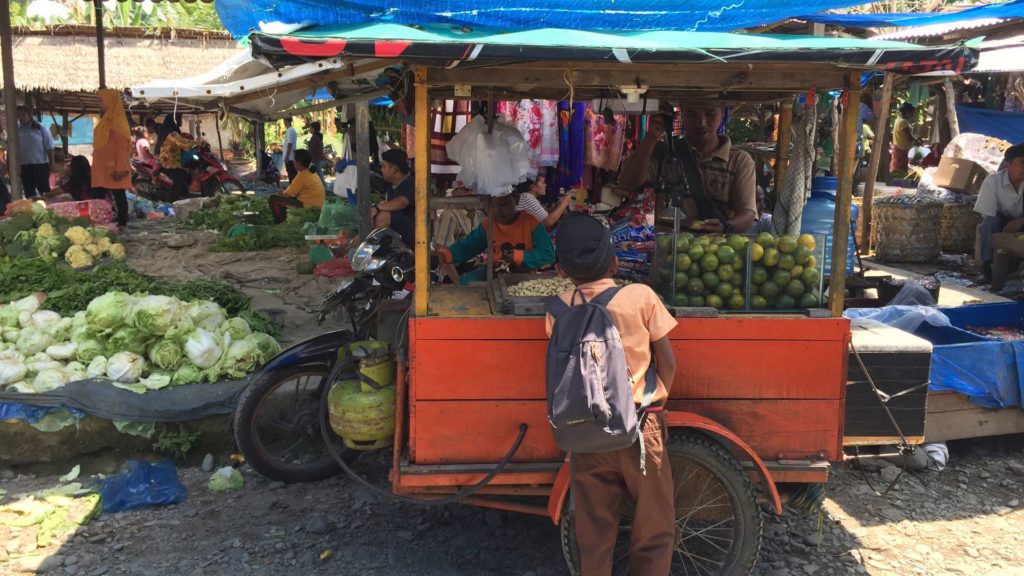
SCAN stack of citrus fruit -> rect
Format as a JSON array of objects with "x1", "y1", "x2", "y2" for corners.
[{"x1": 655, "y1": 232, "x2": 823, "y2": 310}]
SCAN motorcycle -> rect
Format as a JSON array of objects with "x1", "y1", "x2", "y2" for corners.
[
  {"x1": 233, "y1": 228, "x2": 421, "y2": 482},
  {"x1": 132, "y1": 141, "x2": 244, "y2": 201}
]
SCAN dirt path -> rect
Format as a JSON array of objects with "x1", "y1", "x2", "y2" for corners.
[{"x1": 1, "y1": 437, "x2": 1022, "y2": 575}]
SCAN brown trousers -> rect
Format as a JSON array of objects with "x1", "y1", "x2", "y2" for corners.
[{"x1": 573, "y1": 413, "x2": 675, "y2": 576}]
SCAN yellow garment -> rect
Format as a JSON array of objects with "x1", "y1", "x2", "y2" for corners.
[
  {"x1": 92, "y1": 131, "x2": 132, "y2": 190},
  {"x1": 892, "y1": 117, "x2": 913, "y2": 151},
  {"x1": 159, "y1": 132, "x2": 191, "y2": 170},
  {"x1": 93, "y1": 90, "x2": 132, "y2": 151},
  {"x1": 283, "y1": 170, "x2": 325, "y2": 208}
]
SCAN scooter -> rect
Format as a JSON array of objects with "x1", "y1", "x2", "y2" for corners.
[
  {"x1": 131, "y1": 142, "x2": 244, "y2": 201},
  {"x1": 232, "y1": 228, "x2": 420, "y2": 482}
]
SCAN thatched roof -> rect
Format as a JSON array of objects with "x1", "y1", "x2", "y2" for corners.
[{"x1": 1, "y1": 26, "x2": 241, "y2": 93}]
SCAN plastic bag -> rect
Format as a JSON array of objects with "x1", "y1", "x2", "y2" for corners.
[
  {"x1": 889, "y1": 280, "x2": 938, "y2": 306},
  {"x1": 845, "y1": 305, "x2": 952, "y2": 334},
  {"x1": 317, "y1": 201, "x2": 359, "y2": 235},
  {"x1": 333, "y1": 138, "x2": 358, "y2": 200},
  {"x1": 446, "y1": 116, "x2": 531, "y2": 196},
  {"x1": 923, "y1": 442, "x2": 949, "y2": 472},
  {"x1": 99, "y1": 460, "x2": 187, "y2": 513}
]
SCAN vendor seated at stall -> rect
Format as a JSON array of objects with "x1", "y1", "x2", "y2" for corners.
[
  {"x1": 618, "y1": 100, "x2": 757, "y2": 234},
  {"x1": 269, "y1": 149, "x2": 325, "y2": 224},
  {"x1": 974, "y1": 142, "x2": 1024, "y2": 282},
  {"x1": 515, "y1": 175, "x2": 573, "y2": 231},
  {"x1": 433, "y1": 190, "x2": 554, "y2": 285},
  {"x1": 372, "y1": 148, "x2": 415, "y2": 248}
]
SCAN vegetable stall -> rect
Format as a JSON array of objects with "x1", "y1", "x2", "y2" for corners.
[{"x1": 238, "y1": 22, "x2": 976, "y2": 575}]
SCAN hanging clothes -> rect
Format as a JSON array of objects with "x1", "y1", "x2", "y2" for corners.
[
  {"x1": 431, "y1": 100, "x2": 472, "y2": 177},
  {"x1": 584, "y1": 107, "x2": 626, "y2": 171},
  {"x1": 498, "y1": 100, "x2": 558, "y2": 179},
  {"x1": 556, "y1": 101, "x2": 587, "y2": 190}
]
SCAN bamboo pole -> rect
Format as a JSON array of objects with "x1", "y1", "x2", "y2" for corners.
[
  {"x1": 93, "y1": 0, "x2": 106, "y2": 89},
  {"x1": 0, "y1": 4, "x2": 20, "y2": 200},
  {"x1": 861, "y1": 73, "x2": 894, "y2": 254},
  {"x1": 829, "y1": 73, "x2": 861, "y2": 318},
  {"x1": 414, "y1": 68, "x2": 430, "y2": 317},
  {"x1": 774, "y1": 99, "x2": 794, "y2": 197},
  {"x1": 356, "y1": 100, "x2": 372, "y2": 236},
  {"x1": 943, "y1": 78, "x2": 960, "y2": 139}
]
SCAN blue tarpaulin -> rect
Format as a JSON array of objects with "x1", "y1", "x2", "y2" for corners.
[
  {"x1": 956, "y1": 105, "x2": 1024, "y2": 144},
  {"x1": 801, "y1": 0, "x2": 1024, "y2": 28},
  {"x1": 215, "y1": 0, "x2": 868, "y2": 39}
]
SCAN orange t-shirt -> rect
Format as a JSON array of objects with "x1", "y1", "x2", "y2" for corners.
[{"x1": 545, "y1": 278, "x2": 678, "y2": 405}]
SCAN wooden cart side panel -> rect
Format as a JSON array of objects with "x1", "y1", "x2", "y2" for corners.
[
  {"x1": 412, "y1": 338, "x2": 846, "y2": 401},
  {"x1": 408, "y1": 319, "x2": 418, "y2": 461},
  {"x1": 413, "y1": 399, "x2": 842, "y2": 464},
  {"x1": 413, "y1": 317, "x2": 850, "y2": 342}
]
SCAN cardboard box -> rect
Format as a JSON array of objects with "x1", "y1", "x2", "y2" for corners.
[{"x1": 933, "y1": 157, "x2": 988, "y2": 194}]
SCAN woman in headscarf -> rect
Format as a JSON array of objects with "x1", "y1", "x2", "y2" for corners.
[{"x1": 92, "y1": 89, "x2": 131, "y2": 227}]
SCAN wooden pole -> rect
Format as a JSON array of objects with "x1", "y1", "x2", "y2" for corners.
[
  {"x1": 861, "y1": 73, "x2": 894, "y2": 254},
  {"x1": 773, "y1": 99, "x2": 794, "y2": 196},
  {"x1": 355, "y1": 99, "x2": 372, "y2": 237},
  {"x1": 214, "y1": 115, "x2": 225, "y2": 160},
  {"x1": 414, "y1": 68, "x2": 430, "y2": 317},
  {"x1": 93, "y1": 0, "x2": 106, "y2": 89},
  {"x1": 829, "y1": 73, "x2": 861, "y2": 318},
  {"x1": 0, "y1": 4, "x2": 21, "y2": 200},
  {"x1": 943, "y1": 78, "x2": 960, "y2": 139}
]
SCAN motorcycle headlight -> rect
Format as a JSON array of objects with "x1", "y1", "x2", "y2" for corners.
[{"x1": 350, "y1": 242, "x2": 382, "y2": 272}]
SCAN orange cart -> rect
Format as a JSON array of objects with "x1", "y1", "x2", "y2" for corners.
[{"x1": 235, "y1": 26, "x2": 977, "y2": 575}]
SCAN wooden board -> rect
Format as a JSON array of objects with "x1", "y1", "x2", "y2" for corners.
[
  {"x1": 413, "y1": 400, "x2": 559, "y2": 464},
  {"x1": 428, "y1": 285, "x2": 493, "y2": 317},
  {"x1": 924, "y1": 390, "x2": 1024, "y2": 442},
  {"x1": 412, "y1": 339, "x2": 845, "y2": 401}
]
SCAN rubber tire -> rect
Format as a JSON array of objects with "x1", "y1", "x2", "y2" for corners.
[
  {"x1": 559, "y1": 433, "x2": 764, "y2": 576},
  {"x1": 233, "y1": 363, "x2": 357, "y2": 483},
  {"x1": 211, "y1": 180, "x2": 245, "y2": 196}
]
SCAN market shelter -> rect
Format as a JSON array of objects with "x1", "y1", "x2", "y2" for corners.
[{"x1": 239, "y1": 24, "x2": 975, "y2": 576}]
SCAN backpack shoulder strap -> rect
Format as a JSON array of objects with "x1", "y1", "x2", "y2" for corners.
[
  {"x1": 588, "y1": 286, "x2": 621, "y2": 308},
  {"x1": 544, "y1": 294, "x2": 570, "y2": 319},
  {"x1": 639, "y1": 357, "x2": 659, "y2": 411}
]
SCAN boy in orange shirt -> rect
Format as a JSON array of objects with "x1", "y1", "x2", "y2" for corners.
[{"x1": 545, "y1": 214, "x2": 678, "y2": 575}]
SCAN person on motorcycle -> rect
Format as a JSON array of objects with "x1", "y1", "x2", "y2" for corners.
[
  {"x1": 157, "y1": 118, "x2": 193, "y2": 200},
  {"x1": 133, "y1": 126, "x2": 154, "y2": 162},
  {"x1": 269, "y1": 149, "x2": 325, "y2": 223},
  {"x1": 433, "y1": 189, "x2": 554, "y2": 285},
  {"x1": 372, "y1": 148, "x2": 416, "y2": 248}
]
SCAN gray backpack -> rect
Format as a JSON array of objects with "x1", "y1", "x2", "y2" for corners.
[{"x1": 545, "y1": 287, "x2": 658, "y2": 456}]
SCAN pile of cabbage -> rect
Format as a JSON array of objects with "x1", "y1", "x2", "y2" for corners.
[{"x1": 0, "y1": 292, "x2": 280, "y2": 394}]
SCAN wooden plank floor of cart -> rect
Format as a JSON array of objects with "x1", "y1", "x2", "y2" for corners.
[{"x1": 925, "y1": 390, "x2": 1024, "y2": 442}]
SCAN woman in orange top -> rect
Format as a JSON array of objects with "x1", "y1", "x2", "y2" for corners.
[{"x1": 92, "y1": 89, "x2": 131, "y2": 227}]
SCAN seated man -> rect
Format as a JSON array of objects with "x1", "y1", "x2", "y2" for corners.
[
  {"x1": 434, "y1": 191, "x2": 554, "y2": 285},
  {"x1": 975, "y1": 142, "x2": 1024, "y2": 282},
  {"x1": 372, "y1": 148, "x2": 415, "y2": 248},
  {"x1": 269, "y1": 149, "x2": 325, "y2": 223}
]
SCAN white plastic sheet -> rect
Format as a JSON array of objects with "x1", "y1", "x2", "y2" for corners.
[{"x1": 446, "y1": 116, "x2": 531, "y2": 196}]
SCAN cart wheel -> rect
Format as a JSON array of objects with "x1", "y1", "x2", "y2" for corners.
[
  {"x1": 559, "y1": 433, "x2": 763, "y2": 576},
  {"x1": 233, "y1": 363, "x2": 357, "y2": 483}
]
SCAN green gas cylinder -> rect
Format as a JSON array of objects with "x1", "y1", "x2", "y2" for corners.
[{"x1": 327, "y1": 379, "x2": 396, "y2": 450}]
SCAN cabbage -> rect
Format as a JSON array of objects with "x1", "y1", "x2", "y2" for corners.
[
  {"x1": 221, "y1": 317, "x2": 252, "y2": 341},
  {"x1": 31, "y1": 310, "x2": 62, "y2": 329},
  {"x1": 16, "y1": 328, "x2": 53, "y2": 356},
  {"x1": 171, "y1": 361, "x2": 204, "y2": 386},
  {"x1": 3, "y1": 328, "x2": 20, "y2": 343},
  {"x1": 34, "y1": 368, "x2": 68, "y2": 392},
  {"x1": 0, "y1": 307, "x2": 18, "y2": 328},
  {"x1": 18, "y1": 310, "x2": 32, "y2": 328},
  {"x1": 72, "y1": 311, "x2": 88, "y2": 329},
  {"x1": 75, "y1": 337, "x2": 106, "y2": 363},
  {"x1": 49, "y1": 317, "x2": 74, "y2": 342},
  {"x1": 86, "y1": 355, "x2": 108, "y2": 379},
  {"x1": 45, "y1": 342, "x2": 77, "y2": 360},
  {"x1": 0, "y1": 350, "x2": 27, "y2": 385},
  {"x1": 86, "y1": 292, "x2": 134, "y2": 333},
  {"x1": 217, "y1": 339, "x2": 262, "y2": 379},
  {"x1": 129, "y1": 295, "x2": 182, "y2": 336},
  {"x1": 106, "y1": 352, "x2": 145, "y2": 383},
  {"x1": 140, "y1": 372, "x2": 172, "y2": 390},
  {"x1": 148, "y1": 339, "x2": 184, "y2": 371},
  {"x1": 246, "y1": 332, "x2": 281, "y2": 363},
  {"x1": 183, "y1": 328, "x2": 223, "y2": 369},
  {"x1": 65, "y1": 361, "x2": 87, "y2": 382},
  {"x1": 106, "y1": 326, "x2": 150, "y2": 356},
  {"x1": 6, "y1": 381, "x2": 34, "y2": 393},
  {"x1": 189, "y1": 301, "x2": 227, "y2": 332}
]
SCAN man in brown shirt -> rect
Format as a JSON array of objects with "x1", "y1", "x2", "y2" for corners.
[{"x1": 619, "y1": 100, "x2": 758, "y2": 234}]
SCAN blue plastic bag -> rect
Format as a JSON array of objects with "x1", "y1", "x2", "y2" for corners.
[{"x1": 100, "y1": 460, "x2": 187, "y2": 513}]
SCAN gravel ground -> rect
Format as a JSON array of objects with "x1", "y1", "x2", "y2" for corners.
[{"x1": 1, "y1": 436, "x2": 1022, "y2": 576}]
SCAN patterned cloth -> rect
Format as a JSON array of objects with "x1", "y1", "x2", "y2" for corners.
[
  {"x1": 585, "y1": 107, "x2": 626, "y2": 171},
  {"x1": 498, "y1": 100, "x2": 559, "y2": 179}
]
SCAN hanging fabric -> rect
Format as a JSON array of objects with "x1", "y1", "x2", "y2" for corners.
[
  {"x1": 772, "y1": 99, "x2": 817, "y2": 236},
  {"x1": 497, "y1": 100, "x2": 559, "y2": 179},
  {"x1": 584, "y1": 107, "x2": 626, "y2": 171},
  {"x1": 556, "y1": 101, "x2": 587, "y2": 190}
]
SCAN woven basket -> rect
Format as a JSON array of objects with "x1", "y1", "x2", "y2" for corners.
[
  {"x1": 873, "y1": 195, "x2": 943, "y2": 263},
  {"x1": 940, "y1": 202, "x2": 981, "y2": 254}
]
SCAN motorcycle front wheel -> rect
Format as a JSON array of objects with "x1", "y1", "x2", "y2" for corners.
[{"x1": 233, "y1": 363, "x2": 357, "y2": 483}]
